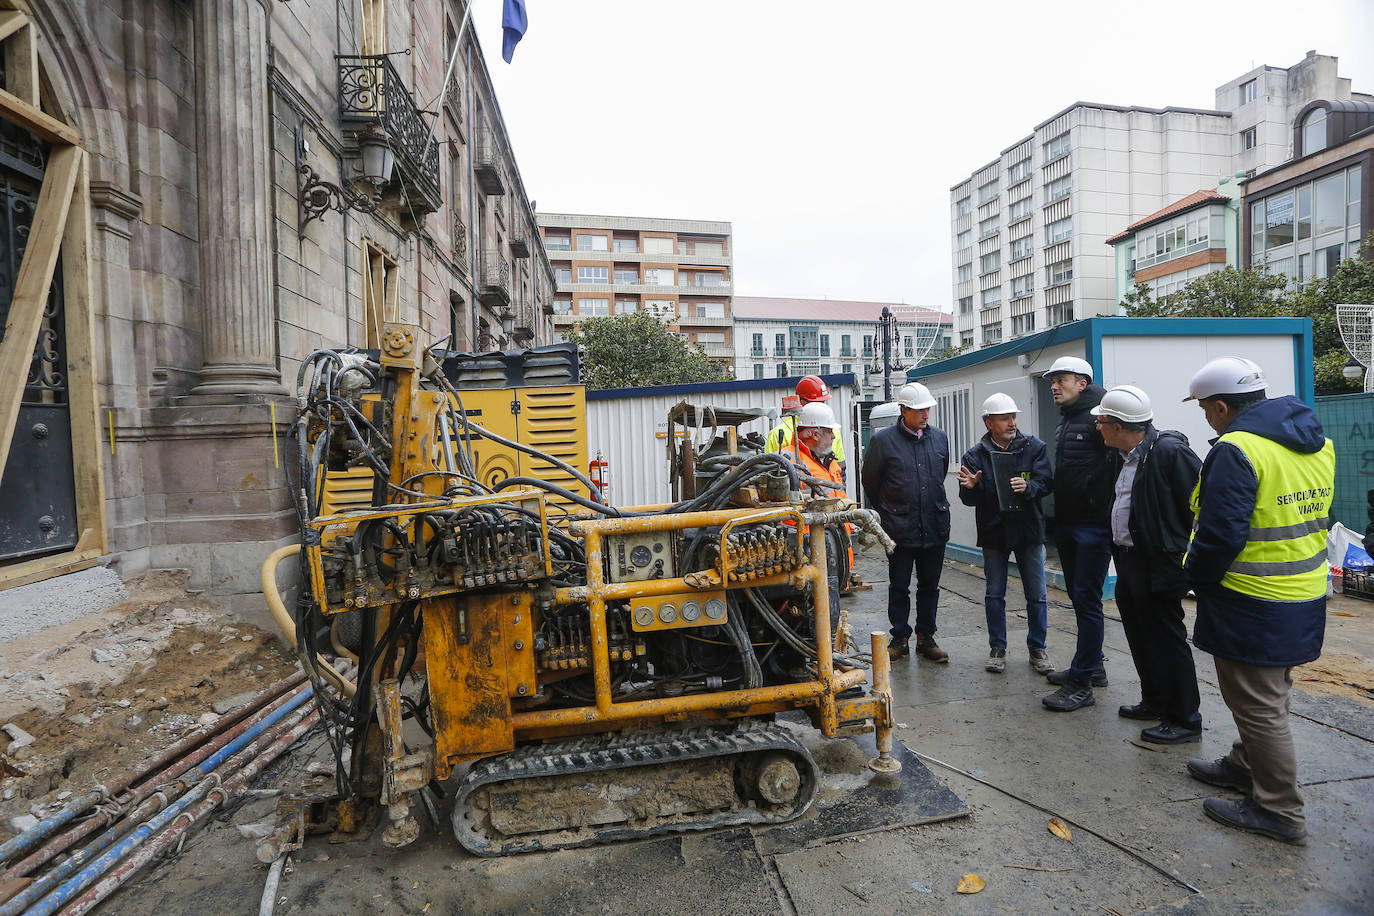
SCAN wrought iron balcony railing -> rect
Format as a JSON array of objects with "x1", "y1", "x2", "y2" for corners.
[
  {"x1": 474, "y1": 126, "x2": 505, "y2": 195},
  {"x1": 479, "y1": 255, "x2": 512, "y2": 308},
  {"x1": 337, "y1": 54, "x2": 442, "y2": 213}
]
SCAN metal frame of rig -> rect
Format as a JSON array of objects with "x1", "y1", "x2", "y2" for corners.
[{"x1": 264, "y1": 322, "x2": 899, "y2": 856}]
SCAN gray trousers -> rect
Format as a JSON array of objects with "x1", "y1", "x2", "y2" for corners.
[{"x1": 1214, "y1": 657, "x2": 1304, "y2": 829}]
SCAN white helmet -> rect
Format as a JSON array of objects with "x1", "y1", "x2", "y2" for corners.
[
  {"x1": 896, "y1": 382, "x2": 936, "y2": 410},
  {"x1": 1042, "y1": 356, "x2": 1093, "y2": 380},
  {"x1": 795, "y1": 401, "x2": 837, "y2": 429},
  {"x1": 1184, "y1": 356, "x2": 1267, "y2": 402},
  {"x1": 1091, "y1": 384, "x2": 1153, "y2": 423},
  {"x1": 981, "y1": 392, "x2": 1020, "y2": 416}
]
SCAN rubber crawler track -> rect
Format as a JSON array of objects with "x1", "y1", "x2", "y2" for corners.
[{"x1": 452, "y1": 720, "x2": 819, "y2": 855}]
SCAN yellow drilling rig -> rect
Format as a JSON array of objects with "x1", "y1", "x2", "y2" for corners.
[{"x1": 262, "y1": 323, "x2": 898, "y2": 856}]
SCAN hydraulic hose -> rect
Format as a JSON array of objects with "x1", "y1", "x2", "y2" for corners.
[
  {"x1": 802, "y1": 507, "x2": 895, "y2": 553},
  {"x1": 260, "y1": 545, "x2": 357, "y2": 697}
]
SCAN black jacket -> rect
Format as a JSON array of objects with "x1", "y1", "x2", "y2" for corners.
[
  {"x1": 1107, "y1": 427, "x2": 1201, "y2": 596},
  {"x1": 1051, "y1": 383, "x2": 1112, "y2": 528},
  {"x1": 958, "y1": 432, "x2": 1052, "y2": 550},
  {"x1": 861, "y1": 422, "x2": 950, "y2": 548}
]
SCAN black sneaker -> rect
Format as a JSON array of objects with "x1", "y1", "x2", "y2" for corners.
[
  {"x1": 1042, "y1": 683, "x2": 1095, "y2": 711},
  {"x1": 1203, "y1": 797, "x2": 1306, "y2": 845},
  {"x1": 1141, "y1": 722, "x2": 1202, "y2": 744},
  {"x1": 1186, "y1": 757, "x2": 1252, "y2": 793},
  {"x1": 1047, "y1": 667, "x2": 1108, "y2": 687}
]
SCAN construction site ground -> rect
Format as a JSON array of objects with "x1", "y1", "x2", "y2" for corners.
[{"x1": 2, "y1": 550, "x2": 1372, "y2": 915}]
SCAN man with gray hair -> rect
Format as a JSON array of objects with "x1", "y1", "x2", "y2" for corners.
[{"x1": 1091, "y1": 384, "x2": 1202, "y2": 743}]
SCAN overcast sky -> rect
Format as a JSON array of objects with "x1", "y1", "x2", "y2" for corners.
[{"x1": 471, "y1": 0, "x2": 1374, "y2": 313}]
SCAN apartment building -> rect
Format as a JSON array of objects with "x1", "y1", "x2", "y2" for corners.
[
  {"x1": 1219, "y1": 51, "x2": 1373, "y2": 177},
  {"x1": 537, "y1": 214, "x2": 734, "y2": 371},
  {"x1": 1107, "y1": 186, "x2": 1243, "y2": 302},
  {"x1": 950, "y1": 52, "x2": 1368, "y2": 350},
  {"x1": 950, "y1": 105, "x2": 1233, "y2": 349},
  {"x1": 733, "y1": 297, "x2": 952, "y2": 401}
]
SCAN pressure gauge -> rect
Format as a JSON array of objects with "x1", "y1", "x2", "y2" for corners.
[
  {"x1": 630, "y1": 545, "x2": 653, "y2": 567},
  {"x1": 658, "y1": 603, "x2": 678, "y2": 624},
  {"x1": 633, "y1": 605, "x2": 654, "y2": 627},
  {"x1": 704, "y1": 598, "x2": 727, "y2": 621},
  {"x1": 680, "y1": 600, "x2": 702, "y2": 623}
]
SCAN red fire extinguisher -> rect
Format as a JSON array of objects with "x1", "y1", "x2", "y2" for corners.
[{"x1": 589, "y1": 451, "x2": 610, "y2": 504}]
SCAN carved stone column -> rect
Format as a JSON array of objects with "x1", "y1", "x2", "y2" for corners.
[{"x1": 189, "y1": 0, "x2": 286, "y2": 396}]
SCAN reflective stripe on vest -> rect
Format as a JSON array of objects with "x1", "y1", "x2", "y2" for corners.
[
  {"x1": 1190, "y1": 430, "x2": 1335, "y2": 602},
  {"x1": 766, "y1": 416, "x2": 846, "y2": 461}
]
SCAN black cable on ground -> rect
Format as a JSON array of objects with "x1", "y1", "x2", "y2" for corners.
[{"x1": 907, "y1": 749, "x2": 1202, "y2": 896}]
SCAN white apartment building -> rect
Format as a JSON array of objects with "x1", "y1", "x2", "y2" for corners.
[
  {"x1": 950, "y1": 52, "x2": 1369, "y2": 350},
  {"x1": 732, "y1": 297, "x2": 952, "y2": 401},
  {"x1": 950, "y1": 105, "x2": 1234, "y2": 349},
  {"x1": 1219, "y1": 51, "x2": 1373, "y2": 176}
]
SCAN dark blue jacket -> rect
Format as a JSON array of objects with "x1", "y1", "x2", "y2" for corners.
[
  {"x1": 1186, "y1": 396, "x2": 1328, "y2": 667},
  {"x1": 861, "y1": 422, "x2": 950, "y2": 548},
  {"x1": 958, "y1": 432, "x2": 1052, "y2": 550},
  {"x1": 1051, "y1": 383, "x2": 1113, "y2": 528}
]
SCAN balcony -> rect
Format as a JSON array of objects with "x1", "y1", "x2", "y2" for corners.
[
  {"x1": 337, "y1": 55, "x2": 441, "y2": 215},
  {"x1": 474, "y1": 126, "x2": 505, "y2": 195},
  {"x1": 750, "y1": 348, "x2": 765, "y2": 358},
  {"x1": 509, "y1": 227, "x2": 531, "y2": 259},
  {"x1": 479, "y1": 255, "x2": 511, "y2": 308}
]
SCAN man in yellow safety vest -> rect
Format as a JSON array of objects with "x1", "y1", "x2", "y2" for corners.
[
  {"x1": 1182, "y1": 356, "x2": 1334, "y2": 846},
  {"x1": 766, "y1": 375, "x2": 846, "y2": 475}
]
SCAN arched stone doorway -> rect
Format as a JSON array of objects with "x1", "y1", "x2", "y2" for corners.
[{"x1": 0, "y1": 2, "x2": 106, "y2": 588}]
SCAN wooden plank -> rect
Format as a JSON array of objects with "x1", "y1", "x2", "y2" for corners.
[
  {"x1": 0, "y1": 11, "x2": 27, "y2": 43},
  {"x1": 61, "y1": 151, "x2": 107, "y2": 554},
  {"x1": 1, "y1": 17, "x2": 37, "y2": 105},
  {"x1": 0, "y1": 551, "x2": 99, "y2": 590},
  {"x1": 0, "y1": 145, "x2": 79, "y2": 490},
  {"x1": 0, "y1": 88, "x2": 81, "y2": 146}
]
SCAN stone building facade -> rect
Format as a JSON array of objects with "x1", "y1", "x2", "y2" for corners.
[{"x1": 1, "y1": 0, "x2": 553, "y2": 606}]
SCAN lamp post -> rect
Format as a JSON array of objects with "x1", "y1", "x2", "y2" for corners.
[{"x1": 865, "y1": 306, "x2": 906, "y2": 401}]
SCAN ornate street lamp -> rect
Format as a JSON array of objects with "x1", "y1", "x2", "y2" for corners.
[{"x1": 297, "y1": 124, "x2": 396, "y2": 235}]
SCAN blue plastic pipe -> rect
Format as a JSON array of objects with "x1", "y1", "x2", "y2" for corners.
[{"x1": 20, "y1": 687, "x2": 313, "y2": 916}]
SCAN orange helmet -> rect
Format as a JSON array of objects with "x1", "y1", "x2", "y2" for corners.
[{"x1": 796, "y1": 375, "x2": 830, "y2": 403}]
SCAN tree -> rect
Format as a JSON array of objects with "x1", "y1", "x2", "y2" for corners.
[
  {"x1": 1120, "y1": 266, "x2": 1286, "y2": 319},
  {"x1": 1288, "y1": 233, "x2": 1374, "y2": 393},
  {"x1": 572, "y1": 311, "x2": 734, "y2": 390}
]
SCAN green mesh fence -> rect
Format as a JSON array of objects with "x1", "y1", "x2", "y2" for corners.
[{"x1": 1313, "y1": 392, "x2": 1374, "y2": 533}]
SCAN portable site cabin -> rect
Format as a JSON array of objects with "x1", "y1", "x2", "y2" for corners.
[
  {"x1": 586, "y1": 374, "x2": 861, "y2": 508},
  {"x1": 905, "y1": 316, "x2": 1314, "y2": 590}
]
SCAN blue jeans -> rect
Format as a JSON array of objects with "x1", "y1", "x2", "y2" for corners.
[
  {"x1": 887, "y1": 544, "x2": 946, "y2": 639},
  {"x1": 1056, "y1": 524, "x2": 1112, "y2": 680},
  {"x1": 983, "y1": 543, "x2": 1048, "y2": 652}
]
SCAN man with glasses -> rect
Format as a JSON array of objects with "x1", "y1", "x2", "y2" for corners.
[{"x1": 1091, "y1": 385, "x2": 1203, "y2": 743}]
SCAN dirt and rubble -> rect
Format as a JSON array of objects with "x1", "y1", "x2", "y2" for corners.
[{"x1": 0, "y1": 571, "x2": 296, "y2": 828}]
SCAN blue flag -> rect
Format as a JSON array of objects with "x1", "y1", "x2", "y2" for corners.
[{"x1": 502, "y1": 0, "x2": 527, "y2": 63}]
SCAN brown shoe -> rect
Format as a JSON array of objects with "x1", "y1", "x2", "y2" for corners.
[
  {"x1": 887, "y1": 635, "x2": 909, "y2": 661},
  {"x1": 915, "y1": 634, "x2": 948, "y2": 663}
]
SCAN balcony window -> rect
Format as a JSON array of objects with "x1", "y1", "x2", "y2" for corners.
[
  {"x1": 1011, "y1": 274, "x2": 1033, "y2": 299},
  {"x1": 1045, "y1": 175, "x2": 1072, "y2": 204},
  {"x1": 1046, "y1": 217, "x2": 1072, "y2": 245},
  {"x1": 955, "y1": 196, "x2": 971, "y2": 217},
  {"x1": 1007, "y1": 157, "x2": 1032, "y2": 184},
  {"x1": 820, "y1": 334, "x2": 830, "y2": 356},
  {"x1": 614, "y1": 299, "x2": 637, "y2": 314},
  {"x1": 579, "y1": 298, "x2": 609, "y2": 316},
  {"x1": 775, "y1": 333, "x2": 786, "y2": 352},
  {"x1": 613, "y1": 237, "x2": 638, "y2": 253},
  {"x1": 752, "y1": 333, "x2": 764, "y2": 355},
  {"x1": 577, "y1": 234, "x2": 608, "y2": 251},
  {"x1": 613, "y1": 268, "x2": 638, "y2": 284},
  {"x1": 695, "y1": 302, "x2": 725, "y2": 318},
  {"x1": 545, "y1": 233, "x2": 571, "y2": 250},
  {"x1": 982, "y1": 288, "x2": 1002, "y2": 308},
  {"x1": 578, "y1": 266, "x2": 608, "y2": 284},
  {"x1": 1012, "y1": 313, "x2": 1036, "y2": 336},
  {"x1": 979, "y1": 216, "x2": 999, "y2": 239},
  {"x1": 958, "y1": 296, "x2": 973, "y2": 315},
  {"x1": 863, "y1": 334, "x2": 874, "y2": 358},
  {"x1": 643, "y1": 267, "x2": 675, "y2": 285},
  {"x1": 1008, "y1": 198, "x2": 1032, "y2": 223},
  {"x1": 644, "y1": 236, "x2": 674, "y2": 254},
  {"x1": 1045, "y1": 259, "x2": 1072, "y2": 286},
  {"x1": 957, "y1": 264, "x2": 973, "y2": 283},
  {"x1": 956, "y1": 229, "x2": 972, "y2": 250},
  {"x1": 553, "y1": 298, "x2": 572, "y2": 314},
  {"x1": 840, "y1": 334, "x2": 852, "y2": 356},
  {"x1": 554, "y1": 267, "x2": 572, "y2": 283},
  {"x1": 980, "y1": 251, "x2": 1001, "y2": 275},
  {"x1": 1043, "y1": 132, "x2": 1070, "y2": 162},
  {"x1": 978, "y1": 180, "x2": 999, "y2": 205},
  {"x1": 1010, "y1": 235, "x2": 1034, "y2": 260},
  {"x1": 646, "y1": 299, "x2": 676, "y2": 319},
  {"x1": 982, "y1": 323, "x2": 1003, "y2": 344}
]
